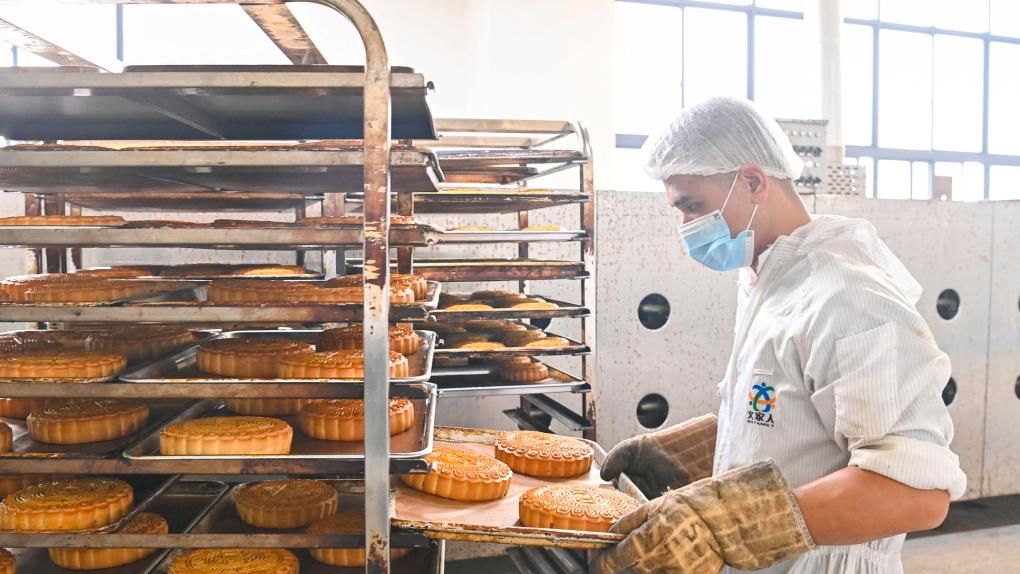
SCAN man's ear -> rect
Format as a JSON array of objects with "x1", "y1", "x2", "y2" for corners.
[{"x1": 740, "y1": 165, "x2": 770, "y2": 203}]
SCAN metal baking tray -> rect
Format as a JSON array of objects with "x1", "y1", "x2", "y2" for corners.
[
  {"x1": 0, "y1": 281, "x2": 442, "y2": 324},
  {"x1": 392, "y1": 426, "x2": 647, "y2": 549},
  {"x1": 0, "y1": 148, "x2": 441, "y2": 195},
  {"x1": 412, "y1": 188, "x2": 589, "y2": 214},
  {"x1": 82, "y1": 266, "x2": 324, "y2": 281},
  {"x1": 150, "y1": 544, "x2": 443, "y2": 574},
  {"x1": 0, "y1": 280, "x2": 203, "y2": 308},
  {"x1": 0, "y1": 474, "x2": 178, "y2": 536},
  {"x1": 0, "y1": 66, "x2": 436, "y2": 141},
  {"x1": 187, "y1": 480, "x2": 427, "y2": 549},
  {"x1": 435, "y1": 149, "x2": 586, "y2": 167},
  {"x1": 428, "y1": 296, "x2": 588, "y2": 321},
  {"x1": 63, "y1": 192, "x2": 315, "y2": 212},
  {"x1": 434, "y1": 332, "x2": 588, "y2": 359},
  {"x1": 347, "y1": 258, "x2": 589, "y2": 282},
  {"x1": 0, "y1": 400, "x2": 197, "y2": 460},
  {"x1": 430, "y1": 364, "x2": 590, "y2": 398},
  {"x1": 439, "y1": 230, "x2": 588, "y2": 244},
  {"x1": 121, "y1": 329, "x2": 437, "y2": 385},
  {"x1": 123, "y1": 390, "x2": 436, "y2": 474},
  {"x1": 4, "y1": 480, "x2": 228, "y2": 568},
  {"x1": 0, "y1": 224, "x2": 443, "y2": 249}
]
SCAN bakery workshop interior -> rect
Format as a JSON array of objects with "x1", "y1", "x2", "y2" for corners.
[{"x1": 0, "y1": 1, "x2": 1017, "y2": 573}]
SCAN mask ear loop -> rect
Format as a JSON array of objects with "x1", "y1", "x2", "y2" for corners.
[
  {"x1": 719, "y1": 172, "x2": 741, "y2": 215},
  {"x1": 746, "y1": 202, "x2": 760, "y2": 232}
]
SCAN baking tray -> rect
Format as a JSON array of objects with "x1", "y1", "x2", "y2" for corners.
[
  {"x1": 150, "y1": 544, "x2": 442, "y2": 574},
  {"x1": 430, "y1": 364, "x2": 590, "y2": 398},
  {"x1": 413, "y1": 189, "x2": 589, "y2": 214},
  {"x1": 187, "y1": 480, "x2": 427, "y2": 549},
  {"x1": 439, "y1": 230, "x2": 588, "y2": 244},
  {"x1": 0, "y1": 280, "x2": 204, "y2": 308},
  {"x1": 123, "y1": 390, "x2": 436, "y2": 474},
  {"x1": 428, "y1": 296, "x2": 588, "y2": 321},
  {"x1": 346, "y1": 258, "x2": 589, "y2": 282},
  {"x1": 121, "y1": 329, "x2": 437, "y2": 385},
  {"x1": 435, "y1": 149, "x2": 586, "y2": 167},
  {"x1": 0, "y1": 474, "x2": 177, "y2": 536},
  {"x1": 0, "y1": 400, "x2": 197, "y2": 460},
  {"x1": 392, "y1": 426, "x2": 647, "y2": 549},
  {"x1": 434, "y1": 332, "x2": 589, "y2": 360},
  {"x1": 81, "y1": 265, "x2": 324, "y2": 281},
  {"x1": 63, "y1": 192, "x2": 315, "y2": 212},
  {"x1": 6, "y1": 480, "x2": 228, "y2": 572}
]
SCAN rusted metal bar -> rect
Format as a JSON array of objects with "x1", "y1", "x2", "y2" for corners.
[
  {"x1": 241, "y1": 4, "x2": 327, "y2": 65},
  {"x1": 577, "y1": 123, "x2": 597, "y2": 442},
  {"x1": 0, "y1": 16, "x2": 111, "y2": 70}
]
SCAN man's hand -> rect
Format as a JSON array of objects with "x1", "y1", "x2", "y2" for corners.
[
  {"x1": 590, "y1": 460, "x2": 813, "y2": 574},
  {"x1": 601, "y1": 414, "x2": 717, "y2": 498}
]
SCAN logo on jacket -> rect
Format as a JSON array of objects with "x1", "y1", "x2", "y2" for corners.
[{"x1": 747, "y1": 381, "x2": 776, "y2": 428}]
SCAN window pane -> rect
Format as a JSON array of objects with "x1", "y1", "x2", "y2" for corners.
[
  {"x1": 684, "y1": 8, "x2": 747, "y2": 104},
  {"x1": 614, "y1": 3, "x2": 683, "y2": 135},
  {"x1": 911, "y1": 161, "x2": 931, "y2": 199},
  {"x1": 842, "y1": 24, "x2": 873, "y2": 146},
  {"x1": 990, "y1": 165, "x2": 1020, "y2": 200},
  {"x1": 989, "y1": 43, "x2": 1020, "y2": 155},
  {"x1": 880, "y1": 0, "x2": 932, "y2": 26},
  {"x1": 123, "y1": 5, "x2": 288, "y2": 65},
  {"x1": 931, "y1": 0, "x2": 989, "y2": 33},
  {"x1": 614, "y1": 147, "x2": 663, "y2": 192},
  {"x1": 878, "y1": 30, "x2": 932, "y2": 150},
  {"x1": 755, "y1": 0, "x2": 805, "y2": 12},
  {"x1": 961, "y1": 162, "x2": 986, "y2": 201},
  {"x1": 857, "y1": 156, "x2": 875, "y2": 198},
  {"x1": 0, "y1": 43, "x2": 13, "y2": 67},
  {"x1": 990, "y1": 0, "x2": 1020, "y2": 37},
  {"x1": 932, "y1": 35, "x2": 983, "y2": 152},
  {"x1": 842, "y1": 0, "x2": 878, "y2": 19},
  {"x1": 877, "y1": 159, "x2": 911, "y2": 199},
  {"x1": 0, "y1": 5, "x2": 117, "y2": 67},
  {"x1": 755, "y1": 16, "x2": 819, "y2": 118},
  {"x1": 703, "y1": 0, "x2": 752, "y2": 5}
]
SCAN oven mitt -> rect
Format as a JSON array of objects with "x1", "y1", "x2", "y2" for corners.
[
  {"x1": 600, "y1": 414, "x2": 717, "y2": 498},
  {"x1": 590, "y1": 460, "x2": 815, "y2": 574}
]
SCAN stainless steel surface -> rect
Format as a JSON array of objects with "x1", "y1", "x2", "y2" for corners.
[
  {"x1": 0, "y1": 148, "x2": 441, "y2": 194},
  {"x1": 0, "y1": 67, "x2": 435, "y2": 141},
  {"x1": 240, "y1": 4, "x2": 326, "y2": 65},
  {"x1": 1, "y1": 400, "x2": 195, "y2": 461},
  {"x1": 0, "y1": 225, "x2": 443, "y2": 248},
  {"x1": 4, "y1": 479, "x2": 228, "y2": 556},
  {"x1": 412, "y1": 189, "x2": 589, "y2": 215},
  {"x1": 432, "y1": 364, "x2": 590, "y2": 398},
  {"x1": 120, "y1": 329, "x2": 437, "y2": 385},
  {"x1": 391, "y1": 426, "x2": 646, "y2": 549},
  {"x1": 522, "y1": 394, "x2": 591, "y2": 432},
  {"x1": 122, "y1": 392, "x2": 435, "y2": 472},
  {"x1": 440, "y1": 230, "x2": 588, "y2": 244},
  {"x1": 346, "y1": 259, "x2": 589, "y2": 283}
]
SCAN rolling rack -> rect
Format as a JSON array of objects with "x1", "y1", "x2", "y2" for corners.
[{"x1": 0, "y1": 0, "x2": 439, "y2": 573}]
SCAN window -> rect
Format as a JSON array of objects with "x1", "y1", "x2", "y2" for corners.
[{"x1": 614, "y1": 0, "x2": 810, "y2": 191}]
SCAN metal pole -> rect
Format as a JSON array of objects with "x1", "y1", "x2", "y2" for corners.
[{"x1": 305, "y1": 2, "x2": 392, "y2": 573}]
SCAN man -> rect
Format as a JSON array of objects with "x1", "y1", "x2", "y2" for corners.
[{"x1": 591, "y1": 97, "x2": 966, "y2": 574}]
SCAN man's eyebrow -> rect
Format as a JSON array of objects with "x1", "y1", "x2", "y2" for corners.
[{"x1": 671, "y1": 194, "x2": 695, "y2": 210}]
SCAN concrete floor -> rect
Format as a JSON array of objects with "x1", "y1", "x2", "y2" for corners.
[{"x1": 446, "y1": 495, "x2": 1020, "y2": 574}]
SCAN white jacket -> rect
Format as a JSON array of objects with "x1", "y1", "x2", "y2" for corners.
[{"x1": 716, "y1": 215, "x2": 967, "y2": 574}]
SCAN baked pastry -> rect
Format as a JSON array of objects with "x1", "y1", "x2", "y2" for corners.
[
  {"x1": 453, "y1": 341, "x2": 505, "y2": 350},
  {"x1": 519, "y1": 485, "x2": 639, "y2": 532},
  {"x1": 494, "y1": 431, "x2": 593, "y2": 478},
  {"x1": 426, "y1": 322, "x2": 469, "y2": 336},
  {"x1": 86, "y1": 326, "x2": 195, "y2": 363},
  {"x1": 27, "y1": 400, "x2": 149, "y2": 445},
  {"x1": 0, "y1": 477, "x2": 133, "y2": 531},
  {"x1": 522, "y1": 225, "x2": 563, "y2": 231},
  {"x1": 464, "y1": 319, "x2": 528, "y2": 333},
  {"x1": 439, "y1": 293, "x2": 473, "y2": 308},
  {"x1": 72, "y1": 267, "x2": 156, "y2": 278},
  {"x1": 327, "y1": 273, "x2": 428, "y2": 301},
  {"x1": 0, "y1": 398, "x2": 50, "y2": 419},
  {"x1": 399, "y1": 447, "x2": 512, "y2": 502},
  {"x1": 441, "y1": 333, "x2": 489, "y2": 348},
  {"x1": 470, "y1": 290, "x2": 526, "y2": 302},
  {"x1": 0, "y1": 215, "x2": 125, "y2": 227},
  {"x1": 451, "y1": 226, "x2": 492, "y2": 231},
  {"x1": 277, "y1": 350, "x2": 409, "y2": 379},
  {"x1": 25, "y1": 279, "x2": 179, "y2": 303},
  {"x1": 0, "y1": 421, "x2": 10, "y2": 453},
  {"x1": 168, "y1": 549, "x2": 299, "y2": 574},
  {"x1": 9, "y1": 330, "x2": 93, "y2": 350},
  {"x1": 48, "y1": 512, "x2": 168, "y2": 570},
  {"x1": 223, "y1": 398, "x2": 311, "y2": 417},
  {"x1": 160, "y1": 417, "x2": 293, "y2": 455},
  {"x1": 307, "y1": 511, "x2": 412, "y2": 567},
  {"x1": 0, "y1": 351, "x2": 126, "y2": 380},
  {"x1": 159, "y1": 264, "x2": 234, "y2": 278},
  {"x1": 2, "y1": 274, "x2": 95, "y2": 302},
  {"x1": 298, "y1": 398, "x2": 414, "y2": 441},
  {"x1": 234, "y1": 479, "x2": 338, "y2": 529},
  {"x1": 211, "y1": 219, "x2": 293, "y2": 228},
  {"x1": 197, "y1": 338, "x2": 314, "y2": 378},
  {"x1": 500, "y1": 330, "x2": 548, "y2": 347},
  {"x1": 524, "y1": 336, "x2": 571, "y2": 349},
  {"x1": 0, "y1": 548, "x2": 12, "y2": 574},
  {"x1": 0, "y1": 334, "x2": 64, "y2": 354},
  {"x1": 0, "y1": 475, "x2": 51, "y2": 498},
  {"x1": 512, "y1": 299, "x2": 559, "y2": 310},
  {"x1": 207, "y1": 279, "x2": 414, "y2": 305},
  {"x1": 500, "y1": 357, "x2": 550, "y2": 383},
  {"x1": 444, "y1": 303, "x2": 493, "y2": 311},
  {"x1": 320, "y1": 325, "x2": 420, "y2": 356},
  {"x1": 229, "y1": 265, "x2": 308, "y2": 277}
]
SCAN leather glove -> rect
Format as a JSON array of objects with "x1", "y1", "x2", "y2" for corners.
[
  {"x1": 590, "y1": 460, "x2": 814, "y2": 574},
  {"x1": 601, "y1": 414, "x2": 717, "y2": 498}
]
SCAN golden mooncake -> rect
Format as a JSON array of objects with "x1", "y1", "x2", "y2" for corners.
[
  {"x1": 159, "y1": 417, "x2": 292, "y2": 455},
  {"x1": 27, "y1": 399, "x2": 149, "y2": 445},
  {"x1": 307, "y1": 511, "x2": 412, "y2": 567},
  {"x1": 277, "y1": 350, "x2": 408, "y2": 379},
  {"x1": 0, "y1": 351, "x2": 125, "y2": 380},
  {"x1": 319, "y1": 325, "x2": 420, "y2": 356},
  {"x1": 519, "y1": 485, "x2": 639, "y2": 532},
  {"x1": 196, "y1": 338, "x2": 314, "y2": 378},
  {"x1": 298, "y1": 398, "x2": 414, "y2": 441},
  {"x1": 0, "y1": 477, "x2": 133, "y2": 531},
  {"x1": 399, "y1": 447, "x2": 512, "y2": 502},
  {"x1": 168, "y1": 549, "x2": 299, "y2": 574},
  {"x1": 234, "y1": 479, "x2": 339, "y2": 529},
  {"x1": 494, "y1": 431, "x2": 593, "y2": 478},
  {"x1": 48, "y1": 512, "x2": 168, "y2": 570}
]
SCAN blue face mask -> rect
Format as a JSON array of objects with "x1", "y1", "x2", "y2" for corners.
[{"x1": 676, "y1": 173, "x2": 759, "y2": 272}]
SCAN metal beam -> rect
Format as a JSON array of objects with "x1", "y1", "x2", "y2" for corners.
[
  {"x1": 241, "y1": 4, "x2": 327, "y2": 65},
  {"x1": 123, "y1": 90, "x2": 227, "y2": 138},
  {"x1": 0, "y1": 17, "x2": 117, "y2": 71}
]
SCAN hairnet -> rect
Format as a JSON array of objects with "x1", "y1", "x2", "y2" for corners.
[{"x1": 641, "y1": 97, "x2": 804, "y2": 181}]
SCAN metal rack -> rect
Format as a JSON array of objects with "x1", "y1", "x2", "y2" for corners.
[{"x1": 0, "y1": 1, "x2": 423, "y2": 572}]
